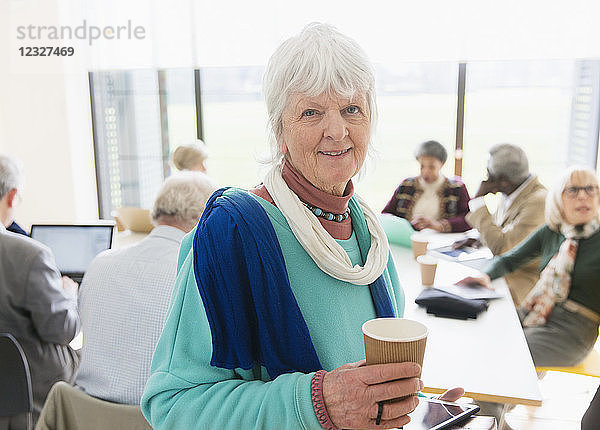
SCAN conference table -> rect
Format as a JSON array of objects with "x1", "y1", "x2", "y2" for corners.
[{"x1": 390, "y1": 231, "x2": 542, "y2": 407}]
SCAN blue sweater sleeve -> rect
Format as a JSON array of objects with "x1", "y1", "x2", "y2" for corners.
[{"x1": 141, "y1": 221, "x2": 321, "y2": 430}]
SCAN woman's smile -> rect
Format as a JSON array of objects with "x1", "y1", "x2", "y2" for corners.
[{"x1": 319, "y1": 148, "x2": 351, "y2": 157}]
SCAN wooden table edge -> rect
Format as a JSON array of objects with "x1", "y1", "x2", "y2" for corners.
[{"x1": 421, "y1": 387, "x2": 543, "y2": 407}]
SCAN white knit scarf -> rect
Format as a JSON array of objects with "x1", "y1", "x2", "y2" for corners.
[{"x1": 263, "y1": 163, "x2": 389, "y2": 285}]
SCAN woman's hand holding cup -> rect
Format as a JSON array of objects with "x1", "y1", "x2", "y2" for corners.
[{"x1": 322, "y1": 359, "x2": 422, "y2": 429}]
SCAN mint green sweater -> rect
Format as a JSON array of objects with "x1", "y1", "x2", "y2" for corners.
[{"x1": 141, "y1": 192, "x2": 405, "y2": 429}]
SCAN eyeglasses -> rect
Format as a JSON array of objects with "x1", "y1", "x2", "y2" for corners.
[{"x1": 563, "y1": 185, "x2": 599, "y2": 198}]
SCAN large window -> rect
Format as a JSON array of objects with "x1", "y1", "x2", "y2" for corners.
[
  {"x1": 461, "y1": 61, "x2": 575, "y2": 193},
  {"x1": 90, "y1": 69, "x2": 197, "y2": 218},
  {"x1": 356, "y1": 62, "x2": 458, "y2": 210},
  {"x1": 90, "y1": 61, "x2": 600, "y2": 218},
  {"x1": 200, "y1": 66, "x2": 268, "y2": 189}
]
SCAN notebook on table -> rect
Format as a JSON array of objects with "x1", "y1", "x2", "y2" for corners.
[{"x1": 30, "y1": 224, "x2": 114, "y2": 283}]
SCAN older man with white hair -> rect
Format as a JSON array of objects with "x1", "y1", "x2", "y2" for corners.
[
  {"x1": 0, "y1": 154, "x2": 80, "y2": 429},
  {"x1": 0, "y1": 154, "x2": 28, "y2": 235},
  {"x1": 466, "y1": 143, "x2": 547, "y2": 304},
  {"x1": 75, "y1": 171, "x2": 217, "y2": 405}
]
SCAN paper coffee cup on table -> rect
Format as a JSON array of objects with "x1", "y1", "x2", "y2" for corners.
[
  {"x1": 362, "y1": 318, "x2": 428, "y2": 377},
  {"x1": 411, "y1": 233, "x2": 428, "y2": 259},
  {"x1": 417, "y1": 255, "x2": 437, "y2": 286}
]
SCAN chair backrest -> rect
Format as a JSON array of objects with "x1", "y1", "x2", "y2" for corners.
[
  {"x1": 37, "y1": 382, "x2": 152, "y2": 430},
  {"x1": 0, "y1": 333, "x2": 33, "y2": 417}
]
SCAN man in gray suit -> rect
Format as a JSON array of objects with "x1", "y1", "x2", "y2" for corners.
[{"x1": 0, "y1": 155, "x2": 80, "y2": 428}]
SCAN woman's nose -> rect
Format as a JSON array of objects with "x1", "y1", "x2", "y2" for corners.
[{"x1": 323, "y1": 111, "x2": 348, "y2": 141}]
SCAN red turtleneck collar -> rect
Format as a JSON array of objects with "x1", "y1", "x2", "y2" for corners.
[{"x1": 250, "y1": 161, "x2": 354, "y2": 240}]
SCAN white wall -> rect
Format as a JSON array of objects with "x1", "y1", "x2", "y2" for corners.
[{"x1": 0, "y1": 0, "x2": 98, "y2": 230}]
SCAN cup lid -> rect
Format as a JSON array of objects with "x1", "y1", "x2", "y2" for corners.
[
  {"x1": 362, "y1": 317, "x2": 428, "y2": 342},
  {"x1": 417, "y1": 255, "x2": 437, "y2": 265}
]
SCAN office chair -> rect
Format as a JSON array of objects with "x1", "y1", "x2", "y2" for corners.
[{"x1": 0, "y1": 333, "x2": 33, "y2": 430}]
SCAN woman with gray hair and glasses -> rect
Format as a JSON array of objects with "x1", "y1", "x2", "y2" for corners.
[
  {"x1": 142, "y1": 23, "x2": 462, "y2": 429},
  {"x1": 460, "y1": 166, "x2": 600, "y2": 367},
  {"x1": 382, "y1": 140, "x2": 471, "y2": 232}
]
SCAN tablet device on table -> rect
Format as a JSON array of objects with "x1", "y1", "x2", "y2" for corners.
[{"x1": 405, "y1": 397, "x2": 480, "y2": 430}]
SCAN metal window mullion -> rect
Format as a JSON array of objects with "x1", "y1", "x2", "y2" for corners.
[
  {"x1": 455, "y1": 62, "x2": 467, "y2": 178},
  {"x1": 157, "y1": 69, "x2": 170, "y2": 178},
  {"x1": 89, "y1": 72, "x2": 106, "y2": 219},
  {"x1": 194, "y1": 69, "x2": 204, "y2": 141}
]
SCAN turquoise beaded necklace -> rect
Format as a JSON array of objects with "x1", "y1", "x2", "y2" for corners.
[{"x1": 302, "y1": 202, "x2": 351, "y2": 222}]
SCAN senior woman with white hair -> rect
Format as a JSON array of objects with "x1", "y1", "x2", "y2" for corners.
[
  {"x1": 171, "y1": 140, "x2": 209, "y2": 173},
  {"x1": 142, "y1": 24, "x2": 462, "y2": 429},
  {"x1": 461, "y1": 166, "x2": 600, "y2": 367}
]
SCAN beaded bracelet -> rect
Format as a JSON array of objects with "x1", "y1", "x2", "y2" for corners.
[{"x1": 311, "y1": 370, "x2": 340, "y2": 430}]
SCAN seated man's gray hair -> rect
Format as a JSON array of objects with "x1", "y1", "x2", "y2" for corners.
[
  {"x1": 414, "y1": 140, "x2": 447, "y2": 164},
  {"x1": 0, "y1": 155, "x2": 24, "y2": 199},
  {"x1": 488, "y1": 143, "x2": 529, "y2": 184},
  {"x1": 151, "y1": 172, "x2": 217, "y2": 227}
]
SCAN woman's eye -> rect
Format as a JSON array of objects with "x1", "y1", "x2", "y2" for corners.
[
  {"x1": 345, "y1": 105, "x2": 360, "y2": 114},
  {"x1": 302, "y1": 109, "x2": 317, "y2": 117}
]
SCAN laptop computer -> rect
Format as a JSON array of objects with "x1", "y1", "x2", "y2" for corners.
[{"x1": 30, "y1": 224, "x2": 114, "y2": 283}]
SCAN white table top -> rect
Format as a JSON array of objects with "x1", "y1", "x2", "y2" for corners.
[{"x1": 390, "y1": 242, "x2": 542, "y2": 406}]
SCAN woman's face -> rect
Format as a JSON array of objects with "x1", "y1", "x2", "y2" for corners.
[
  {"x1": 418, "y1": 156, "x2": 443, "y2": 184},
  {"x1": 279, "y1": 92, "x2": 370, "y2": 196},
  {"x1": 561, "y1": 177, "x2": 600, "y2": 225}
]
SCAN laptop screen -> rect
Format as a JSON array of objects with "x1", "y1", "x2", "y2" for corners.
[{"x1": 30, "y1": 225, "x2": 113, "y2": 274}]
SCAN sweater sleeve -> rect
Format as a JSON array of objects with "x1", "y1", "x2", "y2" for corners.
[
  {"x1": 466, "y1": 192, "x2": 546, "y2": 255},
  {"x1": 27, "y1": 246, "x2": 79, "y2": 345},
  {"x1": 141, "y1": 227, "x2": 321, "y2": 430},
  {"x1": 446, "y1": 183, "x2": 471, "y2": 232},
  {"x1": 382, "y1": 183, "x2": 405, "y2": 216},
  {"x1": 484, "y1": 225, "x2": 546, "y2": 280}
]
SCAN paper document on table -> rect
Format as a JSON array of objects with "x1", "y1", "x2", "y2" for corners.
[
  {"x1": 434, "y1": 283, "x2": 504, "y2": 300},
  {"x1": 429, "y1": 245, "x2": 493, "y2": 262}
]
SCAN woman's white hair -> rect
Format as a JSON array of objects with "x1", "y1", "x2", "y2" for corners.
[
  {"x1": 171, "y1": 140, "x2": 208, "y2": 171},
  {"x1": 151, "y1": 171, "x2": 217, "y2": 227},
  {"x1": 0, "y1": 155, "x2": 24, "y2": 199},
  {"x1": 545, "y1": 166, "x2": 599, "y2": 231},
  {"x1": 263, "y1": 22, "x2": 377, "y2": 164}
]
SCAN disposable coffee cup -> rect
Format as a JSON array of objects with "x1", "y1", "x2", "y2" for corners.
[
  {"x1": 417, "y1": 255, "x2": 438, "y2": 286},
  {"x1": 411, "y1": 234, "x2": 428, "y2": 259},
  {"x1": 362, "y1": 318, "x2": 428, "y2": 377}
]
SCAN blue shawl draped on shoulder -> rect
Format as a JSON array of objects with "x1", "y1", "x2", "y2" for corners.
[{"x1": 193, "y1": 188, "x2": 394, "y2": 379}]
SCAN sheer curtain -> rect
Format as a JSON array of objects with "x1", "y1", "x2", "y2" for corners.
[
  {"x1": 60, "y1": 0, "x2": 600, "y2": 70},
  {"x1": 59, "y1": 0, "x2": 600, "y2": 211}
]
